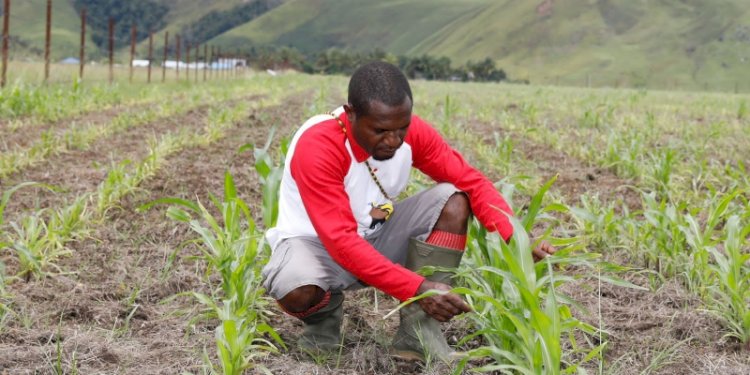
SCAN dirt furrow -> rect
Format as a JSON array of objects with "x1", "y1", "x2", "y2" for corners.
[
  {"x1": 0, "y1": 102, "x2": 154, "y2": 151},
  {"x1": 0, "y1": 96, "x2": 259, "y2": 223},
  {"x1": 0, "y1": 93, "x2": 307, "y2": 374},
  {"x1": 463, "y1": 117, "x2": 641, "y2": 210}
]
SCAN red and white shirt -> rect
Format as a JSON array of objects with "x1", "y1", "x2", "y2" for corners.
[{"x1": 266, "y1": 107, "x2": 514, "y2": 301}]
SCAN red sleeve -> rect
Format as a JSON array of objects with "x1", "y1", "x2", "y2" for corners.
[
  {"x1": 407, "y1": 115, "x2": 514, "y2": 241},
  {"x1": 290, "y1": 122, "x2": 425, "y2": 301}
]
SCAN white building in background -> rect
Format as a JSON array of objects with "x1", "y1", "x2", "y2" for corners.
[
  {"x1": 212, "y1": 58, "x2": 246, "y2": 69},
  {"x1": 132, "y1": 59, "x2": 150, "y2": 67},
  {"x1": 162, "y1": 60, "x2": 210, "y2": 69}
]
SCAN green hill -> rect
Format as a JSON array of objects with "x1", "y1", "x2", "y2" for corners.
[
  {"x1": 210, "y1": 0, "x2": 750, "y2": 91},
  {"x1": 4, "y1": 0, "x2": 750, "y2": 91}
]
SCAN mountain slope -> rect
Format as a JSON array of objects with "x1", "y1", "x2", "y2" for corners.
[{"x1": 210, "y1": 0, "x2": 750, "y2": 90}]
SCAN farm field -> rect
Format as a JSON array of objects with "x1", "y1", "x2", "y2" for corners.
[{"x1": 1, "y1": 68, "x2": 749, "y2": 374}]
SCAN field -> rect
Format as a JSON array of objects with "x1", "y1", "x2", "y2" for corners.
[{"x1": 1, "y1": 64, "x2": 749, "y2": 374}]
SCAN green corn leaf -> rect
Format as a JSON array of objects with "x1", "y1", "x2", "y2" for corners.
[{"x1": 224, "y1": 171, "x2": 237, "y2": 202}]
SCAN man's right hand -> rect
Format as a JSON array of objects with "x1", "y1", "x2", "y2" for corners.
[{"x1": 415, "y1": 280, "x2": 472, "y2": 322}]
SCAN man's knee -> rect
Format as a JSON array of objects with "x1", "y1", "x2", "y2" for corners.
[
  {"x1": 434, "y1": 192, "x2": 471, "y2": 233},
  {"x1": 278, "y1": 284, "x2": 326, "y2": 313}
]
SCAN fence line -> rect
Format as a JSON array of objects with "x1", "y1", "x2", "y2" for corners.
[{"x1": 0, "y1": 0, "x2": 250, "y2": 87}]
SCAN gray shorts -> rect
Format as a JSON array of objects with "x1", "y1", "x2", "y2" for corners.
[{"x1": 261, "y1": 183, "x2": 460, "y2": 300}]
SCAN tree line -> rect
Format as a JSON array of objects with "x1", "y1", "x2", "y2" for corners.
[{"x1": 243, "y1": 47, "x2": 515, "y2": 83}]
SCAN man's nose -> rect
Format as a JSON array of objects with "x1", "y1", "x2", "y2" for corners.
[{"x1": 383, "y1": 131, "x2": 402, "y2": 147}]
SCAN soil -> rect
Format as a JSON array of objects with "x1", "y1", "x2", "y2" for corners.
[
  {"x1": 0, "y1": 103, "x2": 148, "y2": 151},
  {"x1": 0, "y1": 96, "x2": 257, "y2": 223},
  {"x1": 1, "y1": 91, "x2": 748, "y2": 374},
  {"x1": 455, "y1": 117, "x2": 750, "y2": 374}
]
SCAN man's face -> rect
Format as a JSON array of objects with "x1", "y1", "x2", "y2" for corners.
[{"x1": 346, "y1": 98, "x2": 412, "y2": 161}]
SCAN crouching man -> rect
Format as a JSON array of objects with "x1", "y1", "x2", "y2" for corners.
[{"x1": 262, "y1": 61, "x2": 555, "y2": 361}]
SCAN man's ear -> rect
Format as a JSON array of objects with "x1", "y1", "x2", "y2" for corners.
[{"x1": 343, "y1": 103, "x2": 355, "y2": 123}]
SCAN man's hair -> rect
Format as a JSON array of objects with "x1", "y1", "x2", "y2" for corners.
[{"x1": 348, "y1": 61, "x2": 413, "y2": 117}]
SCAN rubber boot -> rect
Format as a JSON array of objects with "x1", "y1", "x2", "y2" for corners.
[
  {"x1": 391, "y1": 239, "x2": 464, "y2": 362},
  {"x1": 298, "y1": 291, "x2": 344, "y2": 354}
]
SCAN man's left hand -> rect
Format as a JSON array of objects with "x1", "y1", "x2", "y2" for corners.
[{"x1": 531, "y1": 241, "x2": 556, "y2": 262}]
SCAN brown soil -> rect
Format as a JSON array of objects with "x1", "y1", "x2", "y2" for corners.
[
  {"x1": 458, "y1": 118, "x2": 750, "y2": 374},
  {"x1": 0, "y1": 96, "x2": 257, "y2": 224},
  {"x1": 2, "y1": 91, "x2": 748, "y2": 375},
  {"x1": 464, "y1": 117, "x2": 642, "y2": 210},
  {"x1": 0, "y1": 95, "x2": 288, "y2": 373},
  {"x1": 0, "y1": 103, "x2": 148, "y2": 152}
]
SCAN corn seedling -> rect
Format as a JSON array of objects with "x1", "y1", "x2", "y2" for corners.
[
  {"x1": 567, "y1": 194, "x2": 623, "y2": 252},
  {"x1": 452, "y1": 186, "x2": 603, "y2": 374},
  {"x1": 705, "y1": 215, "x2": 750, "y2": 347},
  {"x1": 241, "y1": 127, "x2": 289, "y2": 229},
  {"x1": 142, "y1": 172, "x2": 283, "y2": 374},
  {"x1": 46, "y1": 196, "x2": 91, "y2": 251},
  {"x1": 680, "y1": 190, "x2": 741, "y2": 298},
  {"x1": 8, "y1": 213, "x2": 70, "y2": 280}
]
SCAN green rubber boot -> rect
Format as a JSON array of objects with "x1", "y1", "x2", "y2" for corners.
[
  {"x1": 298, "y1": 291, "x2": 344, "y2": 354},
  {"x1": 391, "y1": 239, "x2": 464, "y2": 363}
]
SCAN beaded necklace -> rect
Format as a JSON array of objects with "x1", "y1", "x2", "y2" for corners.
[{"x1": 332, "y1": 114, "x2": 394, "y2": 201}]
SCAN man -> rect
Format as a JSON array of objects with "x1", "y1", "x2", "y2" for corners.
[{"x1": 262, "y1": 61, "x2": 555, "y2": 362}]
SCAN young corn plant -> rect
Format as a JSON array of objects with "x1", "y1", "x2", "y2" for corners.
[
  {"x1": 8, "y1": 213, "x2": 71, "y2": 280},
  {"x1": 142, "y1": 172, "x2": 282, "y2": 375},
  {"x1": 640, "y1": 193, "x2": 690, "y2": 281},
  {"x1": 680, "y1": 190, "x2": 741, "y2": 298},
  {"x1": 705, "y1": 215, "x2": 750, "y2": 349},
  {"x1": 241, "y1": 128, "x2": 289, "y2": 228},
  {"x1": 567, "y1": 194, "x2": 623, "y2": 253},
  {"x1": 450, "y1": 177, "x2": 605, "y2": 374}
]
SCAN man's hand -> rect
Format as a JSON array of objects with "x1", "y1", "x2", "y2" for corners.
[
  {"x1": 532, "y1": 240, "x2": 556, "y2": 262},
  {"x1": 415, "y1": 280, "x2": 472, "y2": 322}
]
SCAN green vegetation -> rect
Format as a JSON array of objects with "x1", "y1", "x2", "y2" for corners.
[
  {"x1": 72, "y1": 0, "x2": 168, "y2": 51},
  {"x1": 211, "y1": 0, "x2": 750, "y2": 91},
  {"x1": 1, "y1": 70, "x2": 749, "y2": 373},
  {"x1": 177, "y1": 0, "x2": 279, "y2": 47},
  {"x1": 6, "y1": 1, "x2": 750, "y2": 90}
]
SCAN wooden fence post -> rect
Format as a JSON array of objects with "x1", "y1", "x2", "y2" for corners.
[
  {"x1": 44, "y1": 0, "x2": 51, "y2": 83},
  {"x1": 1, "y1": 0, "x2": 10, "y2": 88},
  {"x1": 162, "y1": 31, "x2": 168, "y2": 83},
  {"x1": 147, "y1": 30, "x2": 152, "y2": 83},
  {"x1": 108, "y1": 17, "x2": 114, "y2": 84},
  {"x1": 175, "y1": 34, "x2": 180, "y2": 80},
  {"x1": 79, "y1": 7, "x2": 86, "y2": 80},
  {"x1": 129, "y1": 23, "x2": 136, "y2": 83}
]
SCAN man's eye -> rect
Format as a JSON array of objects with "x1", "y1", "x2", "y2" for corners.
[{"x1": 375, "y1": 129, "x2": 386, "y2": 134}]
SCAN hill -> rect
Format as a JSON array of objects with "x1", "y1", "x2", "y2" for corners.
[
  {"x1": 210, "y1": 0, "x2": 750, "y2": 91},
  {"x1": 4, "y1": 0, "x2": 750, "y2": 91}
]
